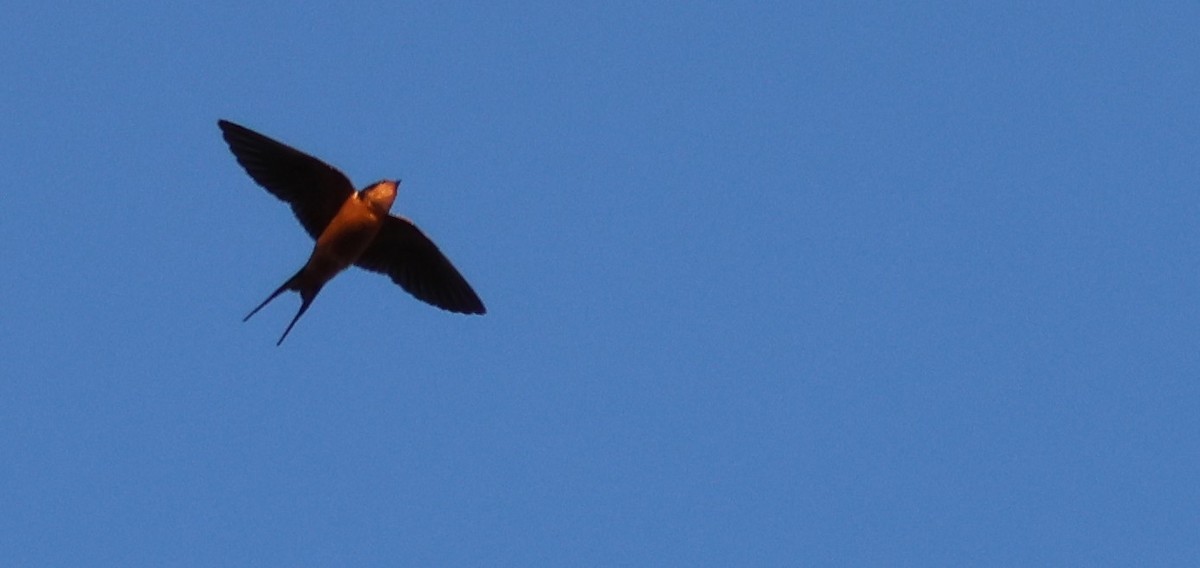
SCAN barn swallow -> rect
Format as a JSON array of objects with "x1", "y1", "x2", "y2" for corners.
[{"x1": 218, "y1": 119, "x2": 485, "y2": 345}]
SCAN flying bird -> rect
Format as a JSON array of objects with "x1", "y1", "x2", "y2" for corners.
[{"x1": 218, "y1": 119, "x2": 485, "y2": 345}]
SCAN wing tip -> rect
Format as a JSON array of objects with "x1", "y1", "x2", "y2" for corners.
[{"x1": 448, "y1": 298, "x2": 487, "y2": 315}]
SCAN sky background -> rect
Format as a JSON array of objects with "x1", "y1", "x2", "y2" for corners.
[{"x1": 1, "y1": 2, "x2": 1197, "y2": 565}]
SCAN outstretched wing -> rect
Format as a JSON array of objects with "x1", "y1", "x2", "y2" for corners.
[
  {"x1": 218, "y1": 119, "x2": 355, "y2": 239},
  {"x1": 355, "y1": 216, "x2": 486, "y2": 314}
]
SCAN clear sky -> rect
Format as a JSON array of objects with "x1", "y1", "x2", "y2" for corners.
[{"x1": 2, "y1": 2, "x2": 1197, "y2": 565}]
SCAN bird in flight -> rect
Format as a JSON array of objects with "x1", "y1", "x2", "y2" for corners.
[{"x1": 218, "y1": 119, "x2": 485, "y2": 345}]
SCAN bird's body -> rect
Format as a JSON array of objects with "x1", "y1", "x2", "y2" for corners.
[
  {"x1": 218, "y1": 120, "x2": 485, "y2": 344},
  {"x1": 306, "y1": 182, "x2": 397, "y2": 290}
]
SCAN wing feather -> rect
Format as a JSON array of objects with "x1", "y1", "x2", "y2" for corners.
[
  {"x1": 218, "y1": 120, "x2": 355, "y2": 239},
  {"x1": 356, "y1": 216, "x2": 486, "y2": 314}
]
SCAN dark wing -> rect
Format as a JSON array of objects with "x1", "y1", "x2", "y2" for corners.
[
  {"x1": 355, "y1": 216, "x2": 486, "y2": 315},
  {"x1": 218, "y1": 119, "x2": 355, "y2": 239}
]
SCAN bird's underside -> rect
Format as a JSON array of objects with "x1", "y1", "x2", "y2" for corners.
[{"x1": 218, "y1": 119, "x2": 485, "y2": 344}]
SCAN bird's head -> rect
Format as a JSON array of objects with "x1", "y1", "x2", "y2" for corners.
[{"x1": 360, "y1": 180, "x2": 399, "y2": 214}]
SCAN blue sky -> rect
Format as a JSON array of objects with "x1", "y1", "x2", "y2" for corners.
[{"x1": 2, "y1": 2, "x2": 1197, "y2": 565}]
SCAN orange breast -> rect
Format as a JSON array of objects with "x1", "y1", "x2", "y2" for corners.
[{"x1": 301, "y1": 196, "x2": 387, "y2": 286}]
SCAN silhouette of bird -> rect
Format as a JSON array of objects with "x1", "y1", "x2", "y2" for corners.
[{"x1": 218, "y1": 119, "x2": 485, "y2": 345}]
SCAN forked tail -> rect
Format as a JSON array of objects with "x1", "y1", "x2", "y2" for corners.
[
  {"x1": 242, "y1": 269, "x2": 320, "y2": 346},
  {"x1": 243, "y1": 269, "x2": 301, "y2": 322},
  {"x1": 275, "y1": 294, "x2": 315, "y2": 346}
]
